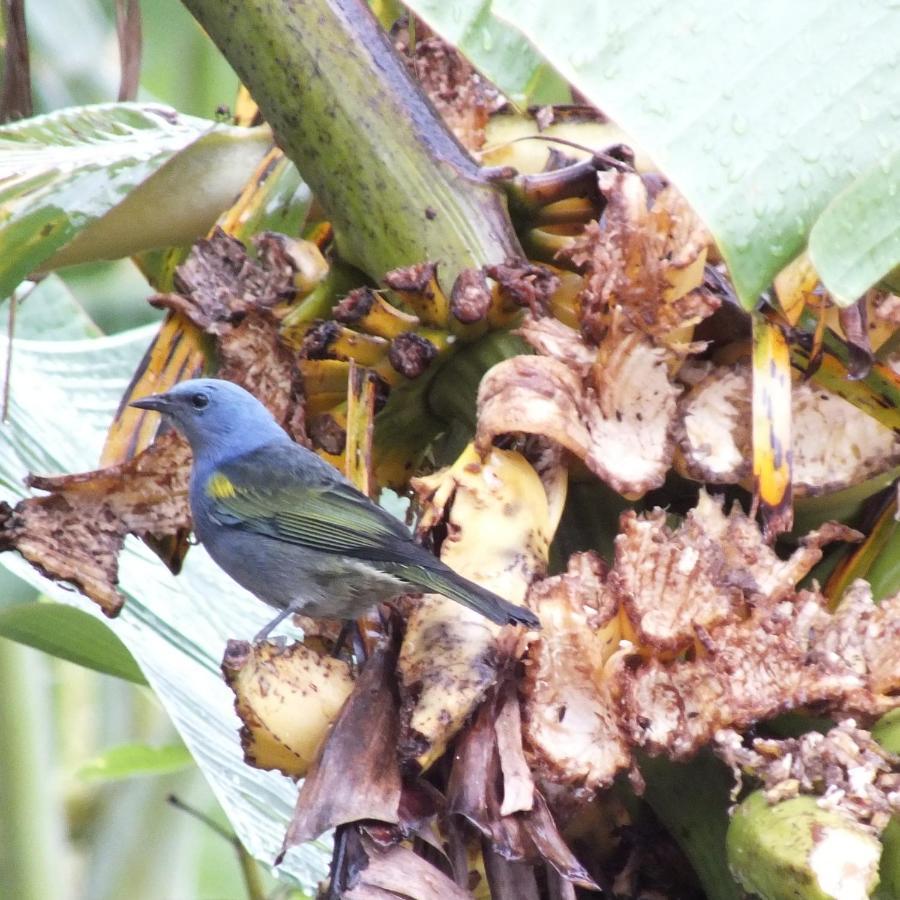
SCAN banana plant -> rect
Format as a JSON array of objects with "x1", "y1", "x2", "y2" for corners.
[{"x1": 2, "y1": 0, "x2": 900, "y2": 898}]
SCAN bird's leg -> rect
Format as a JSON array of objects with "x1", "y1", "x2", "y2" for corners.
[
  {"x1": 330, "y1": 620, "x2": 353, "y2": 659},
  {"x1": 253, "y1": 605, "x2": 297, "y2": 643}
]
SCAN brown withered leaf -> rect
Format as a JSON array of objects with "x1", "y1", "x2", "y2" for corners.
[
  {"x1": 478, "y1": 324, "x2": 680, "y2": 496},
  {"x1": 151, "y1": 227, "x2": 295, "y2": 333},
  {"x1": 563, "y1": 172, "x2": 716, "y2": 345},
  {"x1": 612, "y1": 508, "x2": 743, "y2": 652},
  {"x1": 715, "y1": 721, "x2": 900, "y2": 833},
  {"x1": 677, "y1": 364, "x2": 900, "y2": 495},
  {"x1": 0, "y1": 432, "x2": 190, "y2": 616},
  {"x1": 447, "y1": 692, "x2": 598, "y2": 890},
  {"x1": 281, "y1": 638, "x2": 402, "y2": 852},
  {"x1": 494, "y1": 681, "x2": 535, "y2": 816},
  {"x1": 217, "y1": 312, "x2": 306, "y2": 443},
  {"x1": 343, "y1": 835, "x2": 473, "y2": 900},
  {"x1": 481, "y1": 841, "x2": 541, "y2": 900},
  {"x1": 522, "y1": 553, "x2": 631, "y2": 792},
  {"x1": 618, "y1": 578, "x2": 900, "y2": 758},
  {"x1": 395, "y1": 27, "x2": 503, "y2": 151}
]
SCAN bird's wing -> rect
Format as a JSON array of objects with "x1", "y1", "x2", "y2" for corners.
[{"x1": 203, "y1": 443, "x2": 428, "y2": 566}]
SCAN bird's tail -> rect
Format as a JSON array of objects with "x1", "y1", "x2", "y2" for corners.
[{"x1": 401, "y1": 564, "x2": 541, "y2": 628}]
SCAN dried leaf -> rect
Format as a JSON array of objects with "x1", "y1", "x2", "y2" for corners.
[
  {"x1": 494, "y1": 681, "x2": 535, "y2": 816},
  {"x1": 344, "y1": 836, "x2": 473, "y2": 900},
  {"x1": 522, "y1": 553, "x2": 630, "y2": 791},
  {"x1": 0, "y1": 433, "x2": 190, "y2": 616},
  {"x1": 281, "y1": 638, "x2": 402, "y2": 850},
  {"x1": 221, "y1": 639, "x2": 354, "y2": 778},
  {"x1": 151, "y1": 227, "x2": 295, "y2": 334},
  {"x1": 446, "y1": 693, "x2": 597, "y2": 890},
  {"x1": 564, "y1": 172, "x2": 715, "y2": 345},
  {"x1": 690, "y1": 491, "x2": 861, "y2": 601},
  {"x1": 618, "y1": 592, "x2": 861, "y2": 757},
  {"x1": 395, "y1": 29, "x2": 503, "y2": 151}
]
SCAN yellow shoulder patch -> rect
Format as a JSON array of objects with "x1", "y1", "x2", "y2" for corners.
[{"x1": 206, "y1": 472, "x2": 236, "y2": 499}]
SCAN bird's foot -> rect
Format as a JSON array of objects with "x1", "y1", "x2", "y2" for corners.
[{"x1": 253, "y1": 605, "x2": 297, "y2": 643}]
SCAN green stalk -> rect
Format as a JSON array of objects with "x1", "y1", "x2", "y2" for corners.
[
  {"x1": 181, "y1": 0, "x2": 522, "y2": 285},
  {"x1": 0, "y1": 639, "x2": 68, "y2": 900},
  {"x1": 640, "y1": 751, "x2": 744, "y2": 900}
]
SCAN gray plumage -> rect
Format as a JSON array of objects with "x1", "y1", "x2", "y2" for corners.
[{"x1": 131, "y1": 378, "x2": 540, "y2": 639}]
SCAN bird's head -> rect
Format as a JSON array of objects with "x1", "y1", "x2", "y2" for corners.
[{"x1": 130, "y1": 378, "x2": 288, "y2": 458}]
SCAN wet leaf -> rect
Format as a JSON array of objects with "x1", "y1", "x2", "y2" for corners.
[
  {"x1": 407, "y1": 0, "x2": 900, "y2": 308},
  {"x1": 0, "y1": 103, "x2": 271, "y2": 298},
  {"x1": 809, "y1": 148, "x2": 900, "y2": 306}
]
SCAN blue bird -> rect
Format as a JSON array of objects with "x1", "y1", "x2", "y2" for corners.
[{"x1": 131, "y1": 378, "x2": 540, "y2": 640}]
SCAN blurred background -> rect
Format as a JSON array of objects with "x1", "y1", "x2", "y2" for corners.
[{"x1": 0, "y1": 2, "x2": 296, "y2": 897}]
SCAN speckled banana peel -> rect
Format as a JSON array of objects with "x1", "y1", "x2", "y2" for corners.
[
  {"x1": 399, "y1": 444, "x2": 563, "y2": 771},
  {"x1": 221, "y1": 639, "x2": 354, "y2": 779},
  {"x1": 726, "y1": 792, "x2": 882, "y2": 900}
]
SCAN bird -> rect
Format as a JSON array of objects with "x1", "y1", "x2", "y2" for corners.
[{"x1": 130, "y1": 378, "x2": 540, "y2": 641}]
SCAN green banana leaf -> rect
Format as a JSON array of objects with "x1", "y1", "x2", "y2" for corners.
[
  {"x1": 0, "y1": 325, "x2": 328, "y2": 891},
  {"x1": 405, "y1": 0, "x2": 900, "y2": 309},
  {"x1": 809, "y1": 147, "x2": 900, "y2": 305},
  {"x1": 0, "y1": 103, "x2": 271, "y2": 299}
]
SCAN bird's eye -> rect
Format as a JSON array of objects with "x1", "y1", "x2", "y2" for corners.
[{"x1": 191, "y1": 392, "x2": 209, "y2": 410}]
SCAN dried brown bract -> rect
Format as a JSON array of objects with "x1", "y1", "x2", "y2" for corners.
[
  {"x1": 618, "y1": 578, "x2": 900, "y2": 758},
  {"x1": 394, "y1": 28, "x2": 503, "y2": 151},
  {"x1": 563, "y1": 172, "x2": 716, "y2": 345},
  {"x1": 151, "y1": 227, "x2": 295, "y2": 333},
  {"x1": 612, "y1": 508, "x2": 743, "y2": 652},
  {"x1": 0, "y1": 432, "x2": 191, "y2": 616}
]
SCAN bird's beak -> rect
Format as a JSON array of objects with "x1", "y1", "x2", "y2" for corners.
[{"x1": 129, "y1": 392, "x2": 172, "y2": 413}]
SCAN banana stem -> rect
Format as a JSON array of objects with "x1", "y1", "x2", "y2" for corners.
[{"x1": 181, "y1": 0, "x2": 522, "y2": 285}]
